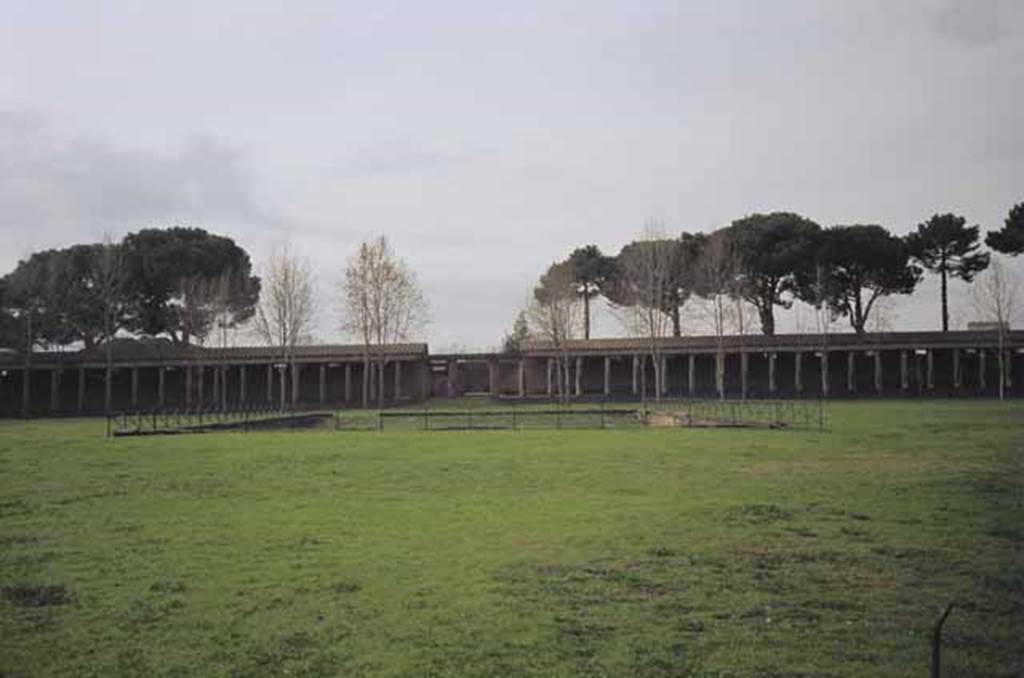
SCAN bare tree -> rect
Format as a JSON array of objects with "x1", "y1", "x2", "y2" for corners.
[
  {"x1": 970, "y1": 257, "x2": 1020, "y2": 401},
  {"x1": 339, "y1": 236, "x2": 428, "y2": 408},
  {"x1": 866, "y1": 295, "x2": 898, "y2": 332},
  {"x1": 695, "y1": 230, "x2": 742, "y2": 400},
  {"x1": 611, "y1": 224, "x2": 678, "y2": 403},
  {"x1": 253, "y1": 245, "x2": 316, "y2": 409},
  {"x1": 178, "y1": 268, "x2": 247, "y2": 349},
  {"x1": 527, "y1": 261, "x2": 584, "y2": 402},
  {"x1": 97, "y1": 235, "x2": 124, "y2": 413}
]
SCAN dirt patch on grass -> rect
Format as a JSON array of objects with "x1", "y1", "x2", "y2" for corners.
[
  {"x1": 2, "y1": 583, "x2": 73, "y2": 607},
  {"x1": 744, "y1": 454, "x2": 941, "y2": 478},
  {"x1": 726, "y1": 503, "x2": 794, "y2": 525}
]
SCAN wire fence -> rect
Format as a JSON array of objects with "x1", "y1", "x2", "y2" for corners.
[
  {"x1": 108, "y1": 397, "x2": 826, "y2": 436},
  {"x1": 106, "y1": 404, "x2": 314, "y2": 437}
]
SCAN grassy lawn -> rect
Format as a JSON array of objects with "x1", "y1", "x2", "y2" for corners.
[{"x1": 1, "y1": 401, "x2": 1021, "y2": 676}]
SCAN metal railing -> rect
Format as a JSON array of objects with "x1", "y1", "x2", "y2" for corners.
[{"x1": 107, "y1": 398, "x2": 826, "y2": 437}]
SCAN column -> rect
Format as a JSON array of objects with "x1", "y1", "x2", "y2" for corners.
[
  {"x1": 847, "y1": 352, "x2": 855, "y2": 393},
  {"x1": 395, "y1": 361, "x2": 402, "y2": 400},
  {"x1": 158, "y1": 367, "x2": 166, "y2": 409},
  {"x1": 820, "y1": 351, "x2": 829, "y2": 397},
  {"x1": 50, "y1": 369, "x2": 60, "y2": 412},
  {"x1": 603, "y1": 356, "x2": 611, "y2": 396},
  {"x1": 447, "y1": 360, "x2": 458, "y2": 398},
  {"x1": 874, "y1": 352, "x2": 883, "y2": 394},
  {"x1": 926, "y1": 350, "x2": 934, "y2": 391},
  {"x1": 221, "y1": 366, "x2": 228, "y2": 408},
  {"x1": 715, "y1": 353, "x2": 724, "y2": 398},
  {"x1": 420, "y1": 360, "x2": 431, "y2": 401},
  {"x1": 575, "y1": 356, "x2": 583, "y2": 396},
  {"x1": 212, "y1": 366, "x2": 220, "y2": 408},
  {"x1": 344, "y1": 363, "x2": 352, "y2": 403},
  {"x1": 900, "y1": 351, "x2": 908, "y2": 391},
  {"x1": 518, "y1": 359, "x2": 526, "y2": 397},
  {"x1": 794, "y1": 352, "x2": 803, "y2": 394},
  {"x1": 768, "y1": 352, "x2": 777, "y2": 396},
  {"x1": 631, "y1": 356, "x2": 639, "y2": 394},
  {"x1": 185, "y1": 366, "x2": 193, "y2": 409},
  {"x1": 978, "y1": 350, "x2": 986, "y2": 391},
  {"x1": 369, "y1": 362, "x2": 377, "y2": 402},
  {"x1": 641, "y1": 356, "x2": 648, "y2": 396},
  {"x1": 688, "y1": 354, "x2": 695, "y2": 396},
  {"x1": 104, "y1": 367, "x2": 112, "y2": 413},
  {"x1": 661, "y1": 355, "x2": 669, "y2": 396},
  {"x1": 914, "y1": 352, "x2": 922, "y2": 394},
  {"x1": 740, "y1": 352, "x2": 748, "y2": 399},
  {"x1": 22, "y1": 367, "x2": 31, "y2": 417},
  {"x1": 488, "y1": 359, "x2": 498, "y2": 396},
  {"x1": 952, "y1": 349, "x2": 961, "y2": 389},
  {"x1": 1006, "y1": 350, "x2": 1014, "y2": 389},
  {"x1": 239, "y1": 365, "x2": 247, "y2": 406},
  {"x1": 546, "y1": 358, "x2": 553, "y2": 396},
  {"x1": 279, "y1": 366, "x2": 286, "y2": 409},
  {"x1": 266, "y1": 364, "x2": 274, "y2": 404},
  {"x1": 131, "y1": 367, "x2": 139, "y2": 409},
  {"x1": 77, "y1": 366, "x2": 86, "y2": 412},
  {"x1": 292, "y1": 363, "x2": 300, "y2": 408},
  {"x1": 197, "y1": 366, "x2": 205, "y2": 409},
  {"x1": 319, "y1": 363, "x2": 327, "y2": 404}
]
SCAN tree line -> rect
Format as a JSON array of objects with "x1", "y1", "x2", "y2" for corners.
[
  {"x1": 0, "y1": 228, "x2": 261, "y2": 352},
  {"x1": 518, "y1": 204, "x2": 1023, "y2": 346},
  {"x1": 0, "y1": 228, "x2": 429, "y2": 409}
]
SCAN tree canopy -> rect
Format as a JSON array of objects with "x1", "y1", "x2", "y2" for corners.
[
  {"x1": 605, "y1": 237, "x2": 696, "y2": 336},
  {"x1": 0, "y1": 227, "x2": 260, "y2": 351},
  {"x1": 797, "y1": 225, "x2": 920, "y2": 334},
  {"x1": 566, "y1": 245, "x2": 616, "y2": 340},
  {"x1": 0, "y1": 244, "x2": 121, "y2": 350},
  {"x1": 726, "y1": 212, "x2": 821, "y2": 335},
  {"x1": 985, "y1": 202, "x2": 1024, "y2": 256},
  {"x1": 121, "y1": 227, "x2": 260, "y2": 344},
  {"x1": 906, "y1": 213, "x2": 989, "y2": 332}
]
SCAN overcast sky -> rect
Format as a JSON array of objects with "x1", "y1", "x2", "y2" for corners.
[{"x1": 1, "y1": 0, "x2": 1022, "y2": 349}]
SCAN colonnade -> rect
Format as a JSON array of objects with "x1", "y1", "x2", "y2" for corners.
[
  {"x1": 1, "y1": 358, "x2": 424, "y2": 416},
  {"x1": 479, "y1": 346, "x2": 1020, "y2": 400},
  {"x1": 2, "y1": 337, "x2": 1022, "y2": 416}
]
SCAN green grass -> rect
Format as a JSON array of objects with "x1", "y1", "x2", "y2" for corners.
[{"x1": 1, "y1": 401, "x2": 1021, "y2": 676}]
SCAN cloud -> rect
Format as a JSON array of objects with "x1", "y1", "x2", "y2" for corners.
[
  {"x1": 929, "y1": 0, "x2": 1019, "y2": 48},
  {"x1": 0, "y1": 109, "x2": 270, "y2": 267}
]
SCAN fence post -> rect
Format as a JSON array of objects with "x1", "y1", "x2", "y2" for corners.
[{"x1": 931, "y1": 603, "x2": 954, "y2": 678}]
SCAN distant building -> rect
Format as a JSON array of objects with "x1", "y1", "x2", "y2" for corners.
[{"x1": 967, "y1": 321, "x2": 1011, "y2": 332}]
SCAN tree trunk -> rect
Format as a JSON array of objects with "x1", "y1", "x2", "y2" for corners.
[
  {"x1": 583, "y1": 294, "x2": 590, "y2": 340},
  {"x1": 672, "y1": 306, "x2": 681, "y2": 337},
  {"x1": 759, "y1": 304, "x2": 775, "y2": 336},
  {"x1": 362, "y1": 357, "x2": 369, "y2": 409},
  {"x1": 652, "y1": 352, "x2": 662, "y2": 403},
  {"x1": 852, "y1": 293, "x2": 866, "y2": 334},
  {"x1": 378, "y1": 360, "x2": 385, "y2": 409},
  {"x1": 940, "y1": 259, "x2": 949, "y2": 332}
]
